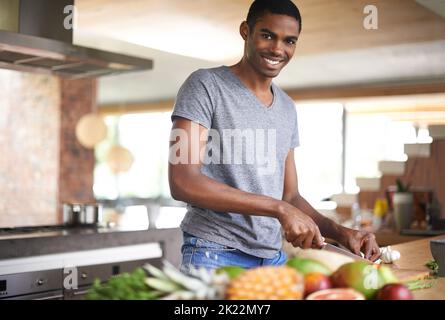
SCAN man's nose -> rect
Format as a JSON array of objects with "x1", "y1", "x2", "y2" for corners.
[{"x1": 270, "y1": 40, "x2": 284, "y2": 56}]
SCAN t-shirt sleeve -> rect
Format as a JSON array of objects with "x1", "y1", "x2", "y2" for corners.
[
  {"x1": 290, "y1": 109, "x2": 300, "y2": 148},
  {"x1": 171, "y1": 70, "x2": 214, "y2": 129}
]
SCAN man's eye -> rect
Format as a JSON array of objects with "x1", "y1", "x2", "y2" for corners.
[
  {"x1": 286, "y1": 39, "x2": 296, "y2": 45},
  {"x1": 262, "y1": 34, "x2": 272, "y2": 40}
]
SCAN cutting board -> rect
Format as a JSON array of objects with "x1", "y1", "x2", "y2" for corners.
[
  {"x1": 324, "y1": 242, "x2": 432, "y2": 282},
  {"x1": 327, "y1": 240, "x2": 434, "y2": 282},
  {"x1": 389, "y1": 266, "x2": 431, "y2": 282},
  {"x1": 284, "y1": 235, "x2": 440, "y2": 282},
  {"x1": 384, "y1": 235, "x2": 444, "y2": 282}
]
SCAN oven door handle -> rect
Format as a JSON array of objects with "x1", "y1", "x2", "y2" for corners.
[
  {"x1": 36, "y1": 293, "x2": 64, "y2": 300},
  {"x1": 72, "y1": 289, "x2": 90, "y2": 296}
]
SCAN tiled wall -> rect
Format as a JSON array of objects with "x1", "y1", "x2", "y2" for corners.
[
  {"x1": 0, "y1": 70, "x2": 96, "y2": 227},
  {"x1": 0, "y1": 70, "x2": 60, "y2": 227},
  {"x1": 58, "y1": 78, "x2": 96, "y2": 220}
]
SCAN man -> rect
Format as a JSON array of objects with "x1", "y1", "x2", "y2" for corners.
[{"x1": 169, "y1": 0, "x2": 380, "y2": 273}]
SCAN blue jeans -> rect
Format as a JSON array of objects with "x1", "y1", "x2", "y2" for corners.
[{"x1": 180, "y1": 232, "x2": 287, "y2": 274}]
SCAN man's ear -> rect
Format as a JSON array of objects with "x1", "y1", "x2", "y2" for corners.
[{"x1": 239, "y1": 21, "x2": 249, "y2": 41}]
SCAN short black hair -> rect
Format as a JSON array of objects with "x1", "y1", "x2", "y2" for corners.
[{"x1": 246, "y1": 0, "x2": 302, "y2": 32}]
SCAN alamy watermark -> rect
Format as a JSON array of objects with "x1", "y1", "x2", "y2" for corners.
[
  {"x1": 63, "y1": 266, "x2": 78, "y2": 290},
  {"x1": 363, "y1": 5, "x2": 378, "y2": 30},
  {"x1": 169, "y1": 122, "x2": 277, "y2": 175},
  {"x1": 63, "y1": 5, "x2": 77, "y2": 30},
  {"x1": 363, "y1": 265, "x2": 380, "y2": 290}
]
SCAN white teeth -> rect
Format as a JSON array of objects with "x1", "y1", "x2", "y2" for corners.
[{"x1": 264, "y1": 58, "x2": 280, "y2": 65}]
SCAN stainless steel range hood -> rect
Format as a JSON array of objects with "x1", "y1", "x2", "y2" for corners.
[{"x1": 0, "y1": 0, "x2": 153, "y2": 79}]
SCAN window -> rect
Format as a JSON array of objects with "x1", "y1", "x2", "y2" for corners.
[
  {"x1": 94, "y1": 105, "x2": 432, "y2": 209},
  {"x1": 94, "y1": 112, "x2": 172, "y2": 200},
  {"x1": 294, "y1": 102, "x2": 344, "y2": 202},
  {"x1": 94, "y1": 104, "x2": 347, "y2": 204}
]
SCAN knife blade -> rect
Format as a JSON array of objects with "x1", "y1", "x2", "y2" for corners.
[{"x1": 322, "y1": 242, "x2": 370, "y2": 262}]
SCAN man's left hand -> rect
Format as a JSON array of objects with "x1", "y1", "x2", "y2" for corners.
[{"x1": 340, "y1": 228, "x2": 381, "y2": 262}]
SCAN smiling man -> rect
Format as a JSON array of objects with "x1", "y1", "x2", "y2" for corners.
[{"x1": 169, "y1": 0, "x2": 380, "y2": 273}]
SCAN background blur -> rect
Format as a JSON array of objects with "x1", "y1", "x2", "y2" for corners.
[{"x1": 1, "y1": 0, "x2": 445, "y2": 233}]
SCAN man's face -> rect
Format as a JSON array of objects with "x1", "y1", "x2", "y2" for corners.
[{"x1": 242, "y1": 13, "x2": 300, "y2": 78}]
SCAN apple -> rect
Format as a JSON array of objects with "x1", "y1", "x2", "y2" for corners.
[
  {"x1": 304, "y1": 272, "x2": 332, "y2": 297},
  {"x1": 376, "y1": 283, "x2": 413, "y2": 300}
]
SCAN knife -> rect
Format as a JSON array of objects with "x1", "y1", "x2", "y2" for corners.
[{"x1": 322, "y1": 242, "x2": 370, "y2": 263}]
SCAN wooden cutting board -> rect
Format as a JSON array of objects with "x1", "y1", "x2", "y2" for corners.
[
  {"x1": 332, "y1": 235, "x2": 438, "y2": 282},
  {"x1": 386, "y1": 235, "x2": 445, "y2": 282},
  {"x1": 326, "y1": 240, "x2": 434, "y2": 282},
  {"x1": 284, "y1": 235, "x2": 441, "y2": 282},
  {"x1": 389, "y1": 266, "x2": 431, "y2": 282}
]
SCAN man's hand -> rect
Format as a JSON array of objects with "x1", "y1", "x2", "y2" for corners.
[
  {"x1": 278, "y1": 202, "x2": 325, "y2": 249},
  {"x1": 340, "y1": 228, "x2": 381, "y2": 262}
]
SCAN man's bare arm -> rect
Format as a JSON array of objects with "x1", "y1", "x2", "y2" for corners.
[
  {"x1": 281, "y1": 150, "x2": 346, "y2": 240},
  {"x1": 282, "y1": 149, "x2": 381, "y2": 260}
]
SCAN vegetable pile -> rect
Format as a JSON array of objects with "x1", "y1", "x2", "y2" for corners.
[
  {"x1": 85, "y1": 250, "x2": 437, "y2": 300},
  {"x1": 85, "y1": 268, "x2": 161, "y2": 300},
  {"x1": 425, "y1": 260, "x2": 439, "y2": 276}
]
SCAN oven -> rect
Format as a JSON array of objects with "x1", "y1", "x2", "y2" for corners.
[
  {"x1": 0, "y1": 269, "x2": 63, "y2": 300},
  {"x1": 0, "y1": 244, "x2": 164, "y2": 300},
  {"x1": 62, "y1": 258, "x2": 162, "y2": 300}
]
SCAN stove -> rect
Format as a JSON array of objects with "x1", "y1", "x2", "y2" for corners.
[
  {"x1": 0, "y1": 225, "x2": 66, "y2": 234},
  {"x1": 0, "y1": 257, "x2": 162, "y2": 300},
  {"x1": 0, "y1": 224, "x2": 167, "y2": 300},
  {"x1": 0, "y1": 224, "x2": 108, "y2": 240},
  {"x1": 0, "y1": 242, "x2": 163, "y2": 300}
]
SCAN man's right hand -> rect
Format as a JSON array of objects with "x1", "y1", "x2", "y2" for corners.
[{"x1": 277, "y1": 202, "x2": 325, "y2": 249}]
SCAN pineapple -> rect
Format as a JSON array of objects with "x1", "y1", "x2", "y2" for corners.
[
  {"x1": 226, "y1": 266, "x2": 304, "y2": 300},
  {"x1": 143, "y1": 261, "x2": 230, "y2": 300}
]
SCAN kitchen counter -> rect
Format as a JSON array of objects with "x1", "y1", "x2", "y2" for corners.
[
  {"x1": 0, "y1": 227, "x2": 182, "y2": 267},
  {"x1": 375, "y1": 230, "x2": 427, "y2": 246},
  {"x1": 390, "y1": 235, "x2": 445, "y2": 299}
]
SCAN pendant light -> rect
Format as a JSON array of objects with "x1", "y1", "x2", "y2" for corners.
[
  {"x1": 106, "y1": 144, "x2": 134, "y2": 174},
  {"x1": 75, "y1": 100, "x2": 107, "y2": 149},
  {"x1": 105, "y1": 116, "x2": 134, "y2": 174}
]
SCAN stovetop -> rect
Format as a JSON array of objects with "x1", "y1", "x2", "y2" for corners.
[
  {"x1": 0, "y1": 224, "x2": 110, "y2": 240},
  {"x1": 0, "y1": 223, "x2": 153, "y2": 240},
  {"x1": 0, "y1": 224, "x2": 99, "y2": 235}
]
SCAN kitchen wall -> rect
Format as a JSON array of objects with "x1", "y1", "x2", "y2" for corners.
[
  {"x1": 359, "y1": 139, "x2": 445, "y2": 219},
  {"x1": 394, "y1": 139, "x2": 445, "y2": 219},
  {"x1": 0, "y1": 69, "x2": 95, "y2": 227},
  {"x1": 59, "y1": 77, "x2": 96, "y2": 215}
]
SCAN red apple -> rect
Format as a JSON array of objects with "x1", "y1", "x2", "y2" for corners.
[
  {"x1": 376, "y1": 283, "x2": 413, "y2": 300},
  {"x1": 304, "y1": 272, "x2": 333, "y2": 297}
]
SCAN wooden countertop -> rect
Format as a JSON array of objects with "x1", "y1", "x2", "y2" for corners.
[
  {"x1": 374, "y1": 229, "x2": 445, "y2": 247},
  {"x1": 375, "y1": 231, "x2": 427, "y2": 246},
  {"x1": 390, "y1": 235, "x2": 445, "y2": 300}
]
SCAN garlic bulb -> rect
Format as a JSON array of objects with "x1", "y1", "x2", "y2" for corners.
[{"x1": 380, "y1": 246, "x2": 401, "y2": 264}]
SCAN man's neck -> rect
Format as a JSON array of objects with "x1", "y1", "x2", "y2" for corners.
[{"x1": 230, "y1": 58, "x2": 273, "y2": 94}]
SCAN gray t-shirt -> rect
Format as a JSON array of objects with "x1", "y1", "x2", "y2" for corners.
[{"x1": 171, "y1": 66, "x2": 299, "y2": 258}]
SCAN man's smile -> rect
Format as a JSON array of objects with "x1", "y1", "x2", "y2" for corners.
[{"x1": 262, "y1": 55, "x2": 285, "y2": 67}]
